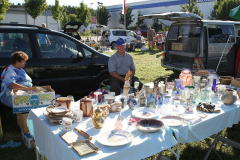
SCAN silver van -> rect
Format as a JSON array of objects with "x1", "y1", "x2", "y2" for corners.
[{"x1": 140, "y1": 12, "x2": 240, "y2": 74}]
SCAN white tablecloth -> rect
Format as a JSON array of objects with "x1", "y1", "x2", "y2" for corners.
[
  {"x1": 165, "y1": 97, "x2": 240, "y2": 144},
  {"x1": 27, "y1": 102, "x2": 178, "y2": 160}
]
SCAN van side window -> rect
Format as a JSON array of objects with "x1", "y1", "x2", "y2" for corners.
[
  {"x1": 112, "y1": 31, "x2": 127, "y2": 36},
  {"x1": 0, "y1": 33, "x2": 32, "y2": 58},
  {"x1": 207, "y1": 25, "x2": 235, "y2": 43}
]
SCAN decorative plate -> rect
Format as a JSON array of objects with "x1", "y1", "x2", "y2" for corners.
[
  {"x1": 97, "y1": 130, "x2": 134, "y2": 146},
  {"x1": 136, "y1": 119, "x2": 164, "y2": 133},
  {"x1": 159, "y1": 116, "x2": 184, "y2": 127},
  {"x1": 132, "y1": 107, "x2": 158, "y2": 119},
  {"x1": 51, "y1": 107, "x2": 68, "y2": 113}
]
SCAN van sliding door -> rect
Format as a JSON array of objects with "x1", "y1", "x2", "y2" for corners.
[{"x1": 206, "y1": 24, "x2": 235, "y2": 74}]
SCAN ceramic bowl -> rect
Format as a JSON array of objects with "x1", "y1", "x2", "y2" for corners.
[
  {"x1": 136, "y1": 119, "x2": 164, "y2": 133},
  {"x1": 219, "y1": 76, "x2": 234, "y2": 85}
]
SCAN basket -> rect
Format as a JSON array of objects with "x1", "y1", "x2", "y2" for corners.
[
  {"x1": 235, "y1": 78, "x2": 240, "y2": 81},
  {"x1": 219, "y1": 76, "x2": 234, "y2": 85},
  {"x1": 194, "y1": 70, "x2": 210, "y2": 77}
]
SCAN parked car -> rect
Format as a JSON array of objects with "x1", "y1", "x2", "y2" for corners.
[
  {"x1": 0, "y1": 23, "x2": 110, "y2": 95},
  {"x1": 108, "y1": 29, "x2": 144, "y2": 49},
  {"x1": 140, "y1": 12, "x2": 240, "y2": 75}
]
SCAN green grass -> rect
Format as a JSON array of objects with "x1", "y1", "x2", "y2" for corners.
[{"x1": 0, "y1": 48, "x2": 240, "y2": 160}]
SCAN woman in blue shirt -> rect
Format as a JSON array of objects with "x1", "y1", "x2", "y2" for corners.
[{"x1": 0, "y1": 51, "x2": 32, "y2": 107}]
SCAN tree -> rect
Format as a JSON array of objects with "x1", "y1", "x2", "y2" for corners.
[
  {"x1": 24, "y1": 0, "x2": 48, "y2": 25},
  {"x1": 0, "y1": 0, "x2": 11, "y2": 21},
  {"x1": 119, "y1": 6, "x2": 135, "y2": 29},
  {"x1": 76, "y1": 2, "x2": 91, "y2": 25},
  {"x1": 211, "y1": 0, "x2": 240, "y2": 20},
  {"x1": 180, "y1": 0, "x2": 204, "y2": 18},
  {"x1": 97, "y1": 6, "x2": 111, "y2": 26},
  {"x1": 135, "y1": 10, "x2": 144, "y2": 27},
  {"x1": 152, "y1": 18, "x2": 162, "y2": 33},
  {"x1": 51, "y1": 0, "x2": 64, "y2": 30},
  {"x1": 90, "y1": 8, "x2": 96, "y2": 16},
  {"x1": 63, "y1": 5, "x2": 76, "y2": 14},
  {"x1": 68, "y1": 14, "x2": 77, "y2": 22},
  {"x1": 61, "y1": 12, "x2": 69, "y2": 28}
]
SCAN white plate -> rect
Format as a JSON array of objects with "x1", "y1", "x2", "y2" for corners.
[
  {"x1": 51, "y1": 108, "x2": 67, "y2": 113},
  {"x1": 159, "y1": 116, "x2": 184, "y2": 127},
  {"x1": 97, "y1": 130, "x2": 134, "y2": 146},
  {"x1": 132, "y1": 107, "x2": 158, "y2": 119}
]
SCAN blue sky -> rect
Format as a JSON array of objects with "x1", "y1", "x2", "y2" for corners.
[{"x1": 10, "y1": 0, "x2": 147, "y2": 9}]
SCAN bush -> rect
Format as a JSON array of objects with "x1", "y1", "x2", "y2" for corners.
[
  {"x1": 92, "y1": 28, "x2": 101, "y2": 34},
  {"x1": 79, "y1": 31, "x2": 91, "y2": 36}
]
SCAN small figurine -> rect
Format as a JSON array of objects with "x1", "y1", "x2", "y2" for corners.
[
  {"x1": 153, "y1": 80, "x2": 161, "y2": 99},
  {"x1": 123, "y1": 70, "x2": 132, "y2": 96},
  {"x1": 127, "y1": 95, "x2": 137, "y2": 110},
  {"x1": 139, "y1": 89, "x2": 146, "y2": 107},
  {"x1": 91, "y1": 107, "x2": 105, "y2": 129},
  {"x1": 147, "y1": 93, "x2": 156, "y2": 108},
  {"x1": 115, "y1": 115, "x2": 123, "y2": 130}
]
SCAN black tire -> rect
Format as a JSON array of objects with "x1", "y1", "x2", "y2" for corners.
[
  {"x1": 111, "y1": 42, "x2": 116, "y2": 49},
  {"x1": 95, "y1": 74, "x2": 109, "y2": 89}
]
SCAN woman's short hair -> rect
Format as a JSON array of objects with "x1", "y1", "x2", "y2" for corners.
[
  {"x1": 42, "y1": 23, "x2": 46, "y2": 28},
  {"x1": 11, "y1": 51, "x2": 28, "y2": 65}
]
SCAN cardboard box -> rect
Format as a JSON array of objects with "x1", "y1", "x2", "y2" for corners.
[
  {"x1": 171, "y1": 43, "x2": 191, "y2": 51},
  {"x1": 17, "y1": 113, "x2": 29, "y2": 133},
  {"x1": 21, "y1": 130, "x2": 35, "y2": 149},
  {"x1": 12, "y1": 86, "x2": 55, "y2": 113}
]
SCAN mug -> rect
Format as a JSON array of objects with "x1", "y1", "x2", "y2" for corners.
[
  {"x1": 60, "y1": 124, "x2": 72, "y2": 131},
  {"x1": 59, "y1": 117, "x2": 72, "y2": 126},
  {"x1": 94, "y1": 92, "x2": 102, "y2": 103},
  {"x1": 73, "y1": 110, "x2": 83, "y2": 122}
]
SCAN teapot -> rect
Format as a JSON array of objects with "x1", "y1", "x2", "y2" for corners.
[
  {"x1": 80, "y1": 96, "x2": 94, "y2": 117},
  {"x1": 91, "y1": 107, "x2": 105, "y2": 129},
  {"x1": 51, "y1": 97, "x2": 72, "y2": 110}
]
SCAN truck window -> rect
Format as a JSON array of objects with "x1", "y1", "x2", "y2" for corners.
[
  {"x1": 207, "y1": 25, "x2": 235, "y2": 43},
  {"x1": 235, "y1": 24, "x2": 240, "y2": 42}
]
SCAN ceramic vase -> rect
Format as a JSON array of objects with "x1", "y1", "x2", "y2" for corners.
[{"x1": 221, "y1": 89, "x2": 237, "y2": 105}]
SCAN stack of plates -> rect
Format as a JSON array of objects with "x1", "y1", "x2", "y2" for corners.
[{"x1": 44, "y1": 106, "x2": 72, "y2": 125}]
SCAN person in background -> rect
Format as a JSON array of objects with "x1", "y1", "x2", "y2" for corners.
[
  {"x1": 156, "y1": 34, "x2": 164, "y2": 51},
  {"x1": 108, "y1": 38, "x2": 143, "y2": 95},
  {"x1": 100, "y1": 33, "x2": 110, "y2": 46},
  {"x1": 147, "y1": 26, "x2": 155, "y2": 50},
  {"x1": 0, "y1": 51, "x2": 32, "y2": 108},
  {"x1": 135, "y1": 27, "x2": 142, "y2": 48},
  {"x1": 38, "y1": 23, "x2": 51, "y2": 51}
]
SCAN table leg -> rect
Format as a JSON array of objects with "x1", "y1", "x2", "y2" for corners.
[
  {"x1": 177, "y1": 142, "x2": 180, "y2": 160},
  {"x1": 168, "y1": 142, "x2": 180, "y2": 160},
  {"x1": 204, "y1": 132, "x2": 222, "y2": 160}
]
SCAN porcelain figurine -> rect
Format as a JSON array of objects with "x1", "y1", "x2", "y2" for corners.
[
  {"x1": 123, "y1": 70, "x2": 132, "y2": 96},
  {"x1": 153, "y1": 80, "x2": 161, "y2": 99},
  {"x1": 98, "y1": 104, "x2": 110, "y2": 117},
  {"x1": 127, "y1": 95, "x2": 137, "y2": 110},
  {"x1": 115, "y1": 115, "x2": 123, "y2": 130},
  {"x1": 147, "y1": 93, "x2": 156, "y2": 108},
  {"x1": 91, "y1": 107, "x2": 105, "y2": 129},
  {"x1": 221, "y1": 89, "x2": 238, "y2": 105}
]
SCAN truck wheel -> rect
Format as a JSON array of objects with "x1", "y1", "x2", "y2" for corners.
[{"x1": 96, "y1": 74, "x2": 109, "y2": 89}]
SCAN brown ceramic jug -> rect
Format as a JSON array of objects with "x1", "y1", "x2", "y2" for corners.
[
  {"x1": 51, "y1": 97, "x2": 72, "y2": 110},
  {"x1": 80, "y1": 96, "x2": 94, "y2": 117},
  {"x1": 221, "y1": 89, "x2": 238, "y2": 105}
]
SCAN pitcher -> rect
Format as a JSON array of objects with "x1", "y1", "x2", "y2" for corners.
[{"x1": 51, "y1": 97, "x2": 72, "y2": 110}]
